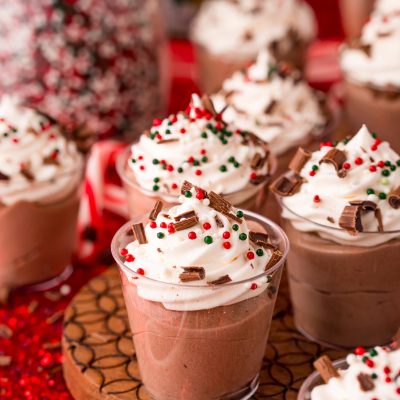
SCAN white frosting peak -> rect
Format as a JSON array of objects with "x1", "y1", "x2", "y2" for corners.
[
  {"x1": 128, "y1": 94, "x2": 271, "y2": 202},
  {"x1": 122, "y1": 192, "x2": 278, "y2": 311},
  {"x1": 190, "y1": 0, "x2": 316, "y2": 58},
  {"x1": 375, "y1": 0, "x2": 400, "y2": 16},
  {"x1": 311, "y1": 346, "x2": 400, "y2": 400},
  {"x1": 212, "y1": 50, "x2": 327, "y2": 155},
  {"x1": 341, "y1": 10, "x2": 400, "y2": 88},
  {"x1": 0, "y1": 96, "x2": 83, "y2": 205},
  {"x1": 281, "y1": 125, "x2": 400, "y2": 246}
]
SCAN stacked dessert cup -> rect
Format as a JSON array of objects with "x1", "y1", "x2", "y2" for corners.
[
  {"x1": 117, "y1": 94, "x2": 276, "y2": 218},
  {"x1": 339, "y1": 0, "x2": 375, "y2": 40},
  {"x1": 190, "y1": 0, "x2": 316, "y2": 93},
  {"x1": 271, "y1": 125, "x2": 400, "y2": 348},
  {"x1": 340, "y1": 2, "x2": 400, "y2": 150},
  {"x1": 112, "y1": 182, "x2": 289, "y2": 400},
  {"x1": 0, "y1": 96, "x2": 85, "y2": 294}
]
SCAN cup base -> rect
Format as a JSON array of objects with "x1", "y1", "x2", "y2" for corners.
[{"x1": 146, "y1": 374, "x2": 259, "y2": 400}]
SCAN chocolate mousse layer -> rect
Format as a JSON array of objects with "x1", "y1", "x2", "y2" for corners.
[
  {"x1": 283, "y1": 219, "x2": 400, "y2": 348},
  {"x1": 344, "y1": 80, "x2": 400, "y2": 151},
  {"x1": 120, "y1": 269, "x2": 282, "y2": 400},
  {"x1": 0, "y1": 185, "x2": 81, "y2": 291}
]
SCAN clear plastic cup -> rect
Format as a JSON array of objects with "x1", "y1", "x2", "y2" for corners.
[
  {"x1": 278, "y1": 199, "x2": 400, "y2": 349},
  {"x1": 0, "y1": 167, "x2": 83, "y2": 291},
  {"x1": 116, "y1": 146, "x2": 277, "y2": 218},
  {"x1": 298, "y1": 359, "x2": 347, "y2": 400},
  {"x1": 111, "y1": 210, "x2": 289, "y2": 400}
]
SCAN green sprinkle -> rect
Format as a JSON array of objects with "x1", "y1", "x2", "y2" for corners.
[
  {"x1": 204, "y1": 236, "x2": 213, "y2": 245},
  {"x1": 233, "y1": 161, "x2": 240, "y2": 168},
  {"x1": 219, "y1": 165, "x2": 227, "y2": 172},
  {"x1": 371, "y1": 132, "x2": 377, "y2": 139},
  {"x1": 157, "y1": 232, "x2": 164, "y2": 239},
  {"x1": 397, "y1": 160, "x2": 400, "y2": 167},
  {"x1": 131, "y1": 158, "x2": 136, "y2": 163},
  {"x1": 371, "y1": 373, "x2": 378, "y2": 379},
  {"x1": 343, "y1": 138, "x2": 350, "y2": 144},
  {"x1": 193, "y1": 160, "x2": 200, "y2": 166},
  {"x1": 221, "y1": 139, "x2": 228, "y2": 145},
  {"x1": 153, "y1": 185, "x2": 159, "y2": 191},
  {"x1": 390, "y1": 165, "x2": 396, "y2": 171},
  {"x1": 225, "y1": 131, "x2": 232, "y2": 137},
  {"x1": 184, "y1": 191, "x2": 192, "y2": 198},
  {"x1": 333, "y1": 140, "x2": 338, "y2": 147},
  {"x1": 379, "y1": 192, "x2": 387, "y2": 200},
  {"x1": 201, "y1": 132, "x2": 208, "y2": 139},
  {"x1": 168, "y1": 121, "x2": 173, "y2": 126},
  {"x1": 201, "y1": 156, "x2": 208, "y2": 163},
  {"x1": 165, "y1": 129, "x2": 171, "y2": 134},
  {"x1": 239, "y1": 233, "x2": 247, "y2": 241},
  {"x1": 153, "y1": 177, "x2": 160, "y2": 183},
  {"x1": 211, "y1": 127, "x2": 218, "y2": 134},
  {"x1": 366, "y1": 188, "x2": 375, "y2": 195},
  {"x1": 312, "y1": 165, "x2": 319, "y2": 171},
  {"x1": 362, "y1": 356, "x2": 368, "y2": 363},
  {"x1": 162, "y1": 164, "x2": 167, "y2": 170},
  {"x1": 177, "y1": 167, "x2": 183, "y2": 173},
  {"x1": 228, "y1": 156, "x2": 235, "y2": 163},
  {"x1": 382, "y1": 169, "x2": 390, "y2": 177},
  {"x1": 369, "y1": 349, "x2": 378, "y2": 357},
  {"x1": 236, "y1": 210, "x2": 244, "y2": 218},
  {"x1": 256, "y1": 249, "x2": 264, "y2": 257},
  {"x1": 385, "y1": 161, "x2": 391, "y2": 167},
  {"x1": 207, "y1": 123, "x2": 212, "y2": 129},
  {"x1": 232, "y1": 224, "x2": 239, "y2": 231},
  {"x1": 152, "y1": 159, "x2": 159, "y2": 165}
]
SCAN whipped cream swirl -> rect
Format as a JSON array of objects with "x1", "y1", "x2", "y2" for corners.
[
  {"x1": 0, "y1": 96, "x2": 83, "y2": 205},
  {"x1": 212, "y1": 50, "x2": 327, "y2": 155},
  {"x1": 341, "y1": 9, "x2": 400, "y2": 88},
  {"x1": 121, "y1": 190, "x2": 280, "y2": 311},
  {"x1": 311, "y1": 346, "x2": 400, "y2": 400},
  {"x1": 127, "y1": 94, "x2": 271, "y2": 204},
  {"x1": 281, "y1": 125, "x2": 400, "y2": 246},
  {"x1": 375, "y1": 0, "x2": 400, "y2": 16},
  {"x1": 190, "y1": 0, "x2": 316, "y2": 58}
]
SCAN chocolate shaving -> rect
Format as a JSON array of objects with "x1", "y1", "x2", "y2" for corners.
[
  {"x1": 313, "y1": 355, "x2": 339, "y2": 384},
  {"x1": 270, "y1": 174, "x2": 303, "y2": 197},
  {"x1": 179, "y1": 267, "x2": 205, "y2": 282},
  {"x1": 208, "y1": 191, "x2": 232, "y2": 213},
  {"x1": 46, "y1": 310, "x2": 64, "y2": 325},
  {"x1": 243, "y1": 30, "x2": 253, "y2": 41},
  {"x1": 43, "y1": 155, "x2": 60, "y2": 166},
  {"x1": 157, "y1": 138, "x2": 179, "y2": 144},
  {"x1": 339, "y1": 205, "x2": 362, "y2": 233},
  {"x1": 0, "y1": 355, "x2": 12, "y2": 367},
  {"x1": 149, "y1": 201, "x2": 163, "y2": 221},
  {"x1": 174, "y1": 210, "x2": 197, "y2": 222},
  {"x1": 288, "y1": 147, "x2": 311, "y2": 174},
  {"x1": 0, "y1": 171, "x2": 10, "y2": 181},
  {"x1": 21, "y1": 168, "x2": 35, "y2": 181},
  {"x1": 209, "y1": 275, "x2": 232, "y2": 285},
  {"x1": 251, "y1": 153, "x2": 265, "y2": 170},
  {"x1": 250, "y1": 173, "x2": 269, "y2": 185},
  {"x1": 249, "y1": 231, "x2": 270, "y2": 247},
  {"x1": 265, "y1": 248, "x2": 283, "y2": 271},
  {"x1": 27, "y1": 300, "x2": 39, "y2": 313},
  {"x1": 319, "y1": 149, "x2": 347, "y2": 177},
  {"x1": 264, "y1": 100, "x2": 277, "y2": 114},
  {"x1": 174, "y1": 216, "x2": 198, "y2": 231},
  {"x1": 214, "y1": 215, "x2": 224, "y2": 228},
  {"x1": 327, "y1": 216, "x2": 335, "y2": 224},
  {"x1": 131, "y1": 223, "x2": 147, "y2": 244},
  {"x1": 388, "y1": 187, "x2": 400, "y2": 209},
  {"x1": 0, "y1": 324, "x2": 13, "y2": 339},
  {"x1": 222, "y1": 212, "x2": 243, "y2": 224},
  {"x1": 201, "y1": 95, "x2": 218, "y2": 118},
  {"x1": 357, "y1": 373, "x2": 375, "y2": 391},
  {"x1": 349, "y1": 200, "x2": 377, "y2": 211}
]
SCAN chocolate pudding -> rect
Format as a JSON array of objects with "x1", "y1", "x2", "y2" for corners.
[
  {"x1": 272, "y1": 125, "x2": 400, "y2": 348},
  {"x1": 117, "y1": 94, "x2": 275, "y2": 218},
  {"x1": 190, "y1": 0, "x2": 316, "y2": 94},
  {"x1": 112, "y1": 182, "x2": 289, "y2": 399},
  {"x1": 339, "y1": 0, "x2": 375, "y2": 40},
  {"x1": 0, "y1": 96, "x2": 84, "y2": 292}
]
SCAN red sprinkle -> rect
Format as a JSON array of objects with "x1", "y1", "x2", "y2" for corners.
[
  {"x1": 396, "y1": 388, "x2": 400, "y2": 394},
  {"x1": 223, "y1": 242, "x2": 231, "y2": 249},
  {"x1": 137, "y1": 268, "x2": 145, "y2": 275},
  {"x1": 369, "y1": 165, "x2": 377, "y2": 172},
  {"x1": 378, "y1": 161, "x2": 385, "y2": 168},
  {"x1": 153, "y1": 118, "x2": 162, "y2": 127},
  {"x1": 180, "y1": 128, "x2": 186, "y2": 134},
  {"x1": 384, "y1": 366, "x2": 391, "y2": 374},
  {"x1": 250, "y1": 172, "x2": 257, "y2": 180},
  {"x1": 203, "y1": 222, "x2": 211, "y2": 230},
  {"x1": 170, "y1": 115, "x2": 177, "y2": 123},
  {"x1": 222, "y1": 231, "x2": 230, "y2": 239},
  {"x1": 355, "y1": 347, "x2": 366, "y2": 356},
  {"x1": 313, "y1": 195, "x2": 320, "y2": 203},
  {"x1": 171, "y1": 183, "x2": 178, "y2": 190},
  {"x1": 166, "y1": 165, "x2": 174, "y2": 172},
  {"x1": 160, "y1": 222, "x2": 167, "y2": 229},
  {"x1": 139, "y1": 165, "x2": 145, "y2": 171},
  {"x1": 188, "y1": 231, "x2": 197, "y2": 240},
  {"x1": 125, "y1": 254, "x2": 135, "y2": 262},
  {"x1": 343, "y1": 162, "x2": 351, "y2": 170},
  {"x1": 120, "y1": 248, "x2": 128, "y2": 256},
  {"x1": 366, "y1": 359, "x2": 374, "y2": 368},
  {"x1": 195, "y1": 169, "x2": 202, "y2": 176},
  {"x1": 354, "y1": 157, "x2": 363, "y2": 165},
  {"x1": 309, "y1": 170, "x2": 316, "y2": 177},
  {"x1": 188, "y1": 156, "x2": 194, "y2": 163},
  {"x1": 385, "y1": 376, "x2": 392, "y2": 383},
  {"x1": 150, "y1": 221, "x2": 157, "y2": 229},
  {"x1": 371, "y1": 144, "x2": 378, "y2": 151},
  {"x1": 200, "y1": 149, "x2": 207, "y2": 155},
  {"x1": 215, "y1": 121, "x2": 222, "y2": 130},
  {"x1": 195, "y1": 188, "x2": 205, "y2": 200},
  {"x1": 156, "y1": 134, "x2": 162, "y2": 140},
  {"x1": 168, "y1": 223, "x2": 175, "y2": 234},
  {"x1": 250, "y1": 283, "x2": 258, "y2": 290},
  {"x1": 247, "y1": 251, "x2": 255, "y2": 260},
  {"x1": 138, "y1": 155, "x2": 143, "y2": 160}
]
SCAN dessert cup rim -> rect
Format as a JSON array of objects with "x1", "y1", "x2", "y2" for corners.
[
  {"x1": 276, "y1": 194, "x2": 400, "y2": 235},
  {"x1": 298, "y1": 358, "x2": 347, "y2": 400},
  {"x1": 341, "y1": 70, "x2": 400, "y2": 93},
  {"x1": 116, "y1": 144, "x2": 277, "y2": 200},
  {"x1": 111, "y1": 209, "x2": 289, "y2": 288}
]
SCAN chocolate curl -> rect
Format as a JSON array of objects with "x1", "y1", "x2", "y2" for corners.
[
  {"x1": 313, "y1": 356, "x2": 339, "y2": 384},
  {"x1": 208, "y1": 191, "x2": 232, "y2": 214},
  {"x1": 339, "y1": 205, "x2": 363, "y2": 233},
  {"x1": 288, "y1": 147, "x2": 311, "y2": 174},
  {"x1": 174, "y1": 210, "x2": 197, "y2": 222},
  {"x1": 265, "y1": 248, "x2": 283, "y2": 271},
  {"x1": 214, "y1": 215, "x2": 224, "y2": 228},
  {"x1": 131, "y1": 223, "x2": 147, "y2": 244},
  {"x1": 174, "y1": 216, "x2": 199, "y2": 231},
  {"x1": 209, "y1": 275, "x2": 232, "y2": 285},
  {"x1": 388, "y1": 187, "x2": 400, "y2": 209},
  {"x1": 157, "y1": 138, "x2": 179, "y2": 144},
  {"x1": 249, "y1": 231, "x2": 269, "y2": 247},
  {"x1": 201, "y1": 95, "x2": 218, "y2": 118},
  {"x1": 149, "y1": 201, "x2": 163, "y2": 221},
  {"x1": 251, "y1": 153, "x2": 265, "y2": 170},
  {"x1": 264, "y1": 100, "x2": 277, "y2": 114},
  {"x1": 43, "y1": 155, "x2": 60, "y2": 166},
  {"x1": 20, "y1": 168, "x2": 35, "y2": 182},
  {"x1": 357, "y1": 373, "x2": 375, "y2": 392},
  {"x1": 250, "y1": 173, "x2": 269, "y2": 186},
  {"x1": 179, "y1": 267, "x2": 205, "y2": 282},
  {"x1": 270, "y1": 174, "x2": 303, "y2": 197},
  {"x1": 0, "y1": 171, "x2": 10, "y2": 181},
  {"x1": 319, "y1": 149, "x2": 347, "y2": 178}
]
